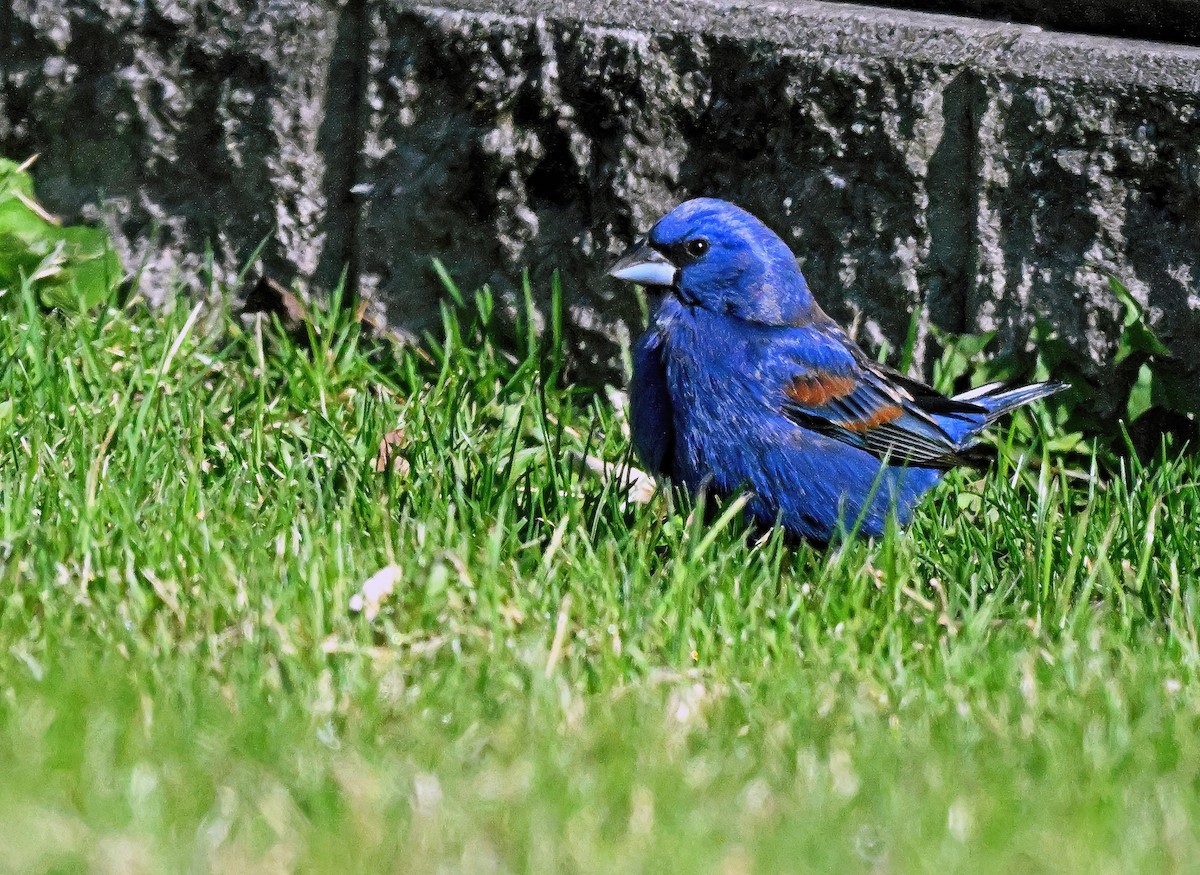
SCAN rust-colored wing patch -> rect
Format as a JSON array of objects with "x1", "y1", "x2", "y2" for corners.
[
  {"x1": 841, "y1": 404, "x2": 904, "y2": 433},
  {"x1": 785, "y1": 373, "x2": 858, "y2": 406}
]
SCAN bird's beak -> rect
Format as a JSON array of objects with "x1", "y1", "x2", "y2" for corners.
[{"x1": 607, "y1": 241, "x2": 678, "y2": 287}]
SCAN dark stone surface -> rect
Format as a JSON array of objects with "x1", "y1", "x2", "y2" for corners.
[
  {"x1": 857, "y1": 0, "x2": 1200, "y2": 48},
  {"x1": 2, "y1": 0, "x2": 350, "y2": 299},
  {"x1": 5, "y1": 0, "x2": 1200, "y2": 414},
  {"x1": 357, "y1": 0, "x2": 1200, "y2": 411}
]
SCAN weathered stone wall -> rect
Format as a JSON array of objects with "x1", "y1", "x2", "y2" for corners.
[
  {"x1": 2, "y1": 0, "x2": 353, "y2": 293},
  {"x1": 867, "y1": 0, "x2": 1200, "y2": 46},
  {"x1": 5, "y1": 0, "x2": 1200, "y2": 414}
]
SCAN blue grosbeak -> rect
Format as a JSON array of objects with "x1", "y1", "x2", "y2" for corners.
[{"x1": 609, "y1": 198, "x2": 1066, "y2": 542}]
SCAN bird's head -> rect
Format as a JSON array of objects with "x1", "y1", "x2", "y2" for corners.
[{"x1": 608, "y1": 198, "x2": 819, "y2": 326}]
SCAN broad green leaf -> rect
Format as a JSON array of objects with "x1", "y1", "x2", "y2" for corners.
[
  {"x1": 1122, "y1": 320, "x2": 1172, "y2": 359},
  {"x1": 1127, "y1": 362, "x2": 1154, "y2": 422},
  {"x1": 0, "y1": 155, "x2": 123, "y2": 309},
  {"x1": 0, "y1": 157, "x2": 37, "y2": 200},
  {"x1": 1109, "y1": 276, "x2": 1142, "y2": 328}
]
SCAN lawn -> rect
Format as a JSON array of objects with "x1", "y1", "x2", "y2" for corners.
[{"x1": 1, "y1": 273, "x2": 1199, "y2": 874}]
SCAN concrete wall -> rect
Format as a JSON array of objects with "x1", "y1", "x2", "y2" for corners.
[
  {"x1": 865, "y1": 0, "x2": 1200, "y2": 46},
  {"x1": 5, "y1": 0, "x2": 1200, "y2": 413},
  {"x1": 2, "y1": 0, "x2": 352, "y2": 294}
]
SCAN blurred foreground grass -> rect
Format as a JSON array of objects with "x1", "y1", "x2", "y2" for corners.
[{"x1": 1, "y1": 271, "x2": 1200, "y2": 874}]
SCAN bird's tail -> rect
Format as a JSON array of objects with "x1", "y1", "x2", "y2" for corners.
[{"x1": 952, "y1": 380, "x2": 1070, "y2": 425}]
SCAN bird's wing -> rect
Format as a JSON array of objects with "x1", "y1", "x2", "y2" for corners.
[
  {"x1": 630, "y1": 328, "x2": 675, "y2": 477},
  {"x1": 775, "y1": 325, "x2": 988, "y2": 470}
]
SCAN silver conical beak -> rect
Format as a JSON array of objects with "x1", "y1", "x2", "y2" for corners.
[{"x1": 607, "y1": 241, "x2": 678, "y2": 287}]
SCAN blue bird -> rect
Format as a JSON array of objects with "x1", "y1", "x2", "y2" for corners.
[{"x1": 609, "y1": 198, "x2": 1066, "y2": 542}]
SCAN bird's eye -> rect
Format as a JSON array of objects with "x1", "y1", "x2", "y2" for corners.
[{"x1": 684, "y1": 238, "x2": 709, "y2": 259}]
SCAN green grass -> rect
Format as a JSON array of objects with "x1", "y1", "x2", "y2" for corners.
[{"x1": 1, "y1": 273, "x2": 1199, "y2": 874}]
